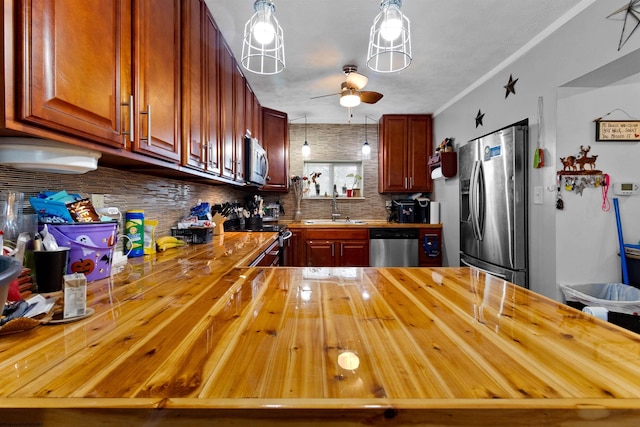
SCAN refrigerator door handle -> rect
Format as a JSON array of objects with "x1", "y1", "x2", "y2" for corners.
[
  {"x1": 470, "y1": 160, "x2": 482, "y2": 240},
  {"x1": 461, "y1": 258, "x2": 507, "y2": 280},
  {"x1": 476, "y1": 161, "x2": 485, "y2": 240}
]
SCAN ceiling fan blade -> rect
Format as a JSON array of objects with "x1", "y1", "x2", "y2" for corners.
[
  {"x1": 310, "y1": 92, "x2": 340, "y2": 100},
  {"x1": 346, "y1": 72, "x2": 368, "y2": 90},
  {"x1": 360, "y1": 91, "x2": 383, "y2": 104}
]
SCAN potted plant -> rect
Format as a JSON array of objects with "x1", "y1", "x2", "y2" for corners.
[{"x1": 346, "y1": 173, "x2": 362, "y2": 197}]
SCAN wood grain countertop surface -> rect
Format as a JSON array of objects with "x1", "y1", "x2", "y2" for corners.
[{"x1": 1, "y1": 231, "x2": 640, "y2": 426}]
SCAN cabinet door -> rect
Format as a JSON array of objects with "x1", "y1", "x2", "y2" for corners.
[
  {"x1": 233, "y1": 63, "x2": 245, "y2": 182},
  {"x1": 339, "y1": 240, "x2": 369, "y2": 267},
  {"x1": 261, "y1": 108, "x2": 289, "y2": 192},
  {"x1": 306, "y1": 241, "x2": 336, "y2": 267},
  {"x1": 133, "y1": 0, "x2": 181, "y2": 162},
  {"x1": 182, "y1": 0, "x2": 220, "y2": 174},
  {"x1": 181, "y1": 0, "x2": 205, "y2": 170},
  {"x1": 219, "y1": 41, "x2": 235, "y2": 180},
  {"x1": 419, "y1": 228, "x2": 442, "y2": 267},
  {"x1": 204, "y1": 8, "x2": 221, "y2": 174},
  {"x1": 408, "y1": 115, "x2": 433, "y2": 192},
  {"x1": 379, "y1": 115, "x2": 409, "y2": 192},
  {"x1": 283, "y1": 229, "x2": 303, "y2": 267},
  {"x1": 22, "y1": 0, "x2": 130, "y2": 148}
]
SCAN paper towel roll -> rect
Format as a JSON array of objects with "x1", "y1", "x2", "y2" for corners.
[
  {"x1": 430, "y1": 201, "x2": 440, "y2": 224},
  {"x1": 582, "y1": 306, "x2": 608, "y2": 321},
  {"x1": 431, "y1": 167, "x2": 443, "y2": 180}
]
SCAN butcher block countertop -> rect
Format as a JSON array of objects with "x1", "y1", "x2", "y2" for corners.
[{"x1": 1, "y1": 231, "x2": 640, "y2": 426}]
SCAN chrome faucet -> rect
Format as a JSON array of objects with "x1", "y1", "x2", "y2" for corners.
[{"x1": 331, "y1": 184, "x2": 340, "y2": 221}]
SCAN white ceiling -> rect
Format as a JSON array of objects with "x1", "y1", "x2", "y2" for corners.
[{"x1": 204, "y1": 0, "x2": 585, "y2": 124}]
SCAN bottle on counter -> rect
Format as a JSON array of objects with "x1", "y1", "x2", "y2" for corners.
[{"x1": 125, "y1": 210, "x2": 144, "y2": 257}]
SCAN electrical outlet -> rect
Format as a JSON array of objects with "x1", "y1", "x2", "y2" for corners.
[
  {"x1": 91, "y1": 194, "x2": 105, "y2": 209},
  {"x1": 534, "y1": 186, "x2": 543, "y2": 205}
]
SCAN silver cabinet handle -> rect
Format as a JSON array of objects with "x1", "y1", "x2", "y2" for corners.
[
  {"x1": 331, "y1": 242, "x2": 334, "y2": 257},
  {"x1": 405, "y1": 177, "x2": 408, "y2": 189},
  {"x1": 208, "y1": 142, "x2": 213, "y2": 168},
  {"x1": 121, "y1": 95, "x2": 134, "y2": 144},
  {"x1": 140, "y1": 104, "x2": 151, "y2": 145}
]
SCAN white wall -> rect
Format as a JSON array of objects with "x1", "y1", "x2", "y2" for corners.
[{"x1": 432, "y1": 0, "x2": 640, "y2": 300}]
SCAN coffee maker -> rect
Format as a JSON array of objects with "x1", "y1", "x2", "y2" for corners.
[{"x1": 394, "y1": 200, "x2": 415, "y2": 223}]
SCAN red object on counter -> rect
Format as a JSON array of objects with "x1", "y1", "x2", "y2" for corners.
[{"x1": 7, "y1": 278, "x2": 20, "y2": 302}]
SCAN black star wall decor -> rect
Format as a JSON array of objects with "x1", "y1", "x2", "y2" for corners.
[
  {"x1": 607, "y1": 0, "x2": 640, "y2": 51},
  {"x1": 504, "y1": 74, "x2": 518, "y2": 98},
  {"x1": 475, "y1": 110, "x2": 485, "y2": 128}
]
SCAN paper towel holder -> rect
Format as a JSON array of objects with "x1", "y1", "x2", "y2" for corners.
[{"x1": 428, "y1": 152, "x2": 457, "y2": 179}]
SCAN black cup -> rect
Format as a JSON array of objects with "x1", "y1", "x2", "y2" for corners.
[{"x1": 33, "y1": 247, "x2": 70, "y2": 293}]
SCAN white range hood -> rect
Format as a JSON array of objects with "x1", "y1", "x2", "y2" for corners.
[{"x1": 0, "y1": 138, "x2": 102, "y2": 174}]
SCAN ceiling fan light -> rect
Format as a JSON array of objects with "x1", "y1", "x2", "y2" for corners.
[
  {"x1": 346, "y1": 72, "x2": 369, "y2": 90},
  {"x1": 367, "y1": 0, "x2": 412, "y2": 73},
  {"x1": 340, "y1": 89, "x2": 361, "y2": 108},
  {"x1": 242, "y1": 0, "x2": 285, "y2": 75}
]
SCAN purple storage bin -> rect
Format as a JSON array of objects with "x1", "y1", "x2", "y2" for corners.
[{"x1": 45, "y1": 222, "x2": 117, "y2": 282}]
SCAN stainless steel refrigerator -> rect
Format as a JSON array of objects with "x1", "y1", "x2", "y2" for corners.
[{"x1": 459, "y1": 121, "x2": 528, "y2": 287}]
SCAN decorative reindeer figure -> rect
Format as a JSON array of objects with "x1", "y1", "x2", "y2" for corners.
[
  {"x1": 560, "y1": 156, "x2": 577, "y2": 171},
  {"x1": 575, "y1": 145, "x2": 598, "y2": 171}
]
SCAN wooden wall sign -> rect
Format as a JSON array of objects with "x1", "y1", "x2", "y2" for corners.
[{"x1": 595, "y1": 120, "x2": 640, "y2": 141}]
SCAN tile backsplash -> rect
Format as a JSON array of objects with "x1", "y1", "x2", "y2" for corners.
[{"x1": 1, "y1": 123, "x2": 409, "y2": 237}]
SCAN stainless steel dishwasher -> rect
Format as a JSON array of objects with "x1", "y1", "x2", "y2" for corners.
[{"x1": 369, "y1": 228, "x2": 419, "y2": 267}]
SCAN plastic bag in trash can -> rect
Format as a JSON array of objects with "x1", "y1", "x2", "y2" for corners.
[{"x1": 559, "y1": 283, "x2": 640, "y2": 315}]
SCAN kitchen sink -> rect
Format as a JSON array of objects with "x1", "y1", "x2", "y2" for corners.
[{"x1": 303, "y1": 219, "x2": 368, "y2": 225}]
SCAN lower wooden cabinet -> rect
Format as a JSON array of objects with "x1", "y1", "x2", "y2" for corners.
[
  {"x1": 419, "y1": 228, "x2": 442, "y2": 267},
  {"x1": 304, "y1": 229, "x2": 369, "y2": 267},
  {"x1": 285, "y1": 226, "x2": 442, "y2": 268}
]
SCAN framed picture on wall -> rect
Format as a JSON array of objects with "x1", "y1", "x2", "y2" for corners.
[{"x1": 595, "y1": 120, "x2": 640, "y2": 141}]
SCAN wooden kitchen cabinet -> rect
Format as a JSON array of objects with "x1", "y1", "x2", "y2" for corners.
[
  {"x1": 282, "y1": 229, "x2": 303, "y2": 267},
  {"x1": 419, "y1": 227, "x2": 442, "y2": 267},
  {"x1": 304, "y1": 229, "x2": 369, "y2": 267},
  {"x1": 378, "y1": 114, "x2": 433, "y2": 193},
  {"x1": 12, "y1": 0, "x2": 181, "y2": 163},
  {"x1": 219, "y1": 41, "x2": 236, "y2": 181},
  {"x1": 261, "y1": 107, "x2": 289, "y2": 192},
  {"x1": 132, "y1": 0, "x2": 181, "y2": 162},
  {"x1": 15, "y1": 0, "x2": 130, "y2": 148},
  {"x1": 182, "y1": 0, "x2": 220, "y2": 174}
]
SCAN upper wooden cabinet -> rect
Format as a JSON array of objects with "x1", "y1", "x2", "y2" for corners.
[
  {"x1": 132, "y1": 0, "x2": 181, "y2": 162},
  {"x1": 261, "y1": 107, "x2": 289, "y2": 192},
  {"x1": 16, "y1": 0, "x2": 130, "y2": 148},
  {"x1": 15, "y1": 0, "x2": 181, "y2": 163},
  {"x1": 378, "y1": 114, "x2": 433, "y2": 193},
  {"x1": 182, "y1": 0, "x2": 220, "y2": 174}
]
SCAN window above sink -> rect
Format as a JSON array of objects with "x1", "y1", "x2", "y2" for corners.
[{"x1": 303, "y1": 161, "x2": 364, "y2": 199}]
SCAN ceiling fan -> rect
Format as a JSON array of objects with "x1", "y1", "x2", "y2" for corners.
[{"x1": 311, "y1": 65, "x2": 384, "y2": 108}]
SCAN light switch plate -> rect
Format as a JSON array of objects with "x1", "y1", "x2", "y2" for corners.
[{"x1": 533, "y1": 186, "x2": 543, "y2": 205}]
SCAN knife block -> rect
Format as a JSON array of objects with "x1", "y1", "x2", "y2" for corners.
[{"x1": 212, "y1": 213, "x2": 226, "y2": 236}]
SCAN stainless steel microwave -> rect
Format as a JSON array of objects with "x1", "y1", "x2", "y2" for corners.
[{"x1": 244, "y1": 134, "x2": 269, "y2": 186}]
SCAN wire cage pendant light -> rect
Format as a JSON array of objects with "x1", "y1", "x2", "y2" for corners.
[
  {"x1": 241, "y1": 0, "x2": 285, "y2": 75},
  {"x1": 367, "y1": 0, "x2": 412, "y2": 73}
]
